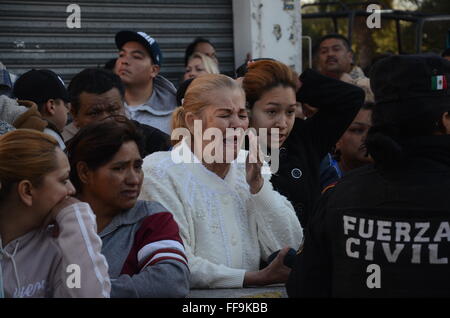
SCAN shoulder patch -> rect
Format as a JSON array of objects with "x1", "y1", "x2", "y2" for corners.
[{"x1": 322, "y1": 181, "x2": 338, "y2": 194}]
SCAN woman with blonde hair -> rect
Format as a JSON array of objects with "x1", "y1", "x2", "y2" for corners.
[
  {"x1": 0, "y1": 129, "x2": 110, "y2": 298},
  {"x1": 183, "y1": 52, "x2": 219, "y2": 81},
  {"x1": 139, "y1": 74, "x2": 302, "y2": 289}
]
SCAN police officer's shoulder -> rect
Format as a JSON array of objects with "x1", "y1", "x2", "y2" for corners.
[{"x1": 326, "y1": 164, "x2": 376, "y2": 192}]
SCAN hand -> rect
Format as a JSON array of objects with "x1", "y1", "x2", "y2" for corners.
[
  {"x1": 260, "y1": 247, "x2": 292, "y2": 284},
  {"x1": 246, "y1": 131, "x2": 264, "y2": 194},
  {"x1": 43, "y1": 196, "x2": 80, "y2": 227},
  {"x1": 339, "y1": 73, "x2": 355, "y2": 84},
  {"x1": 244, "y1": 247, "x2": 292, "y2": 286}
]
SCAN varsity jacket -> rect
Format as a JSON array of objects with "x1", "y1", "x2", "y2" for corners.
[
  {"x1": 125, "y1": 75, "x2": 177, "y2": 135},
  {"x1": 99, "y1": 200, "x2": 190, "y2": 298},
  {"x1": 0, "y1": 202, "x2": 110, "y2": 298}
]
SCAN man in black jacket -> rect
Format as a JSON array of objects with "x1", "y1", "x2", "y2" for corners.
[
  {"x1": 287, "y1": 54, "x2": 450, "y2": 297},
  {"x1": 63, "y1": 68, "x2": 170, "y2": 157}
]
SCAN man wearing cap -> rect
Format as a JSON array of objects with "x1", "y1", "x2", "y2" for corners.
[
  {"x1": 287, "y1": 54, "x2": 450, "y2": 298},
  {"x1": 115, "y1": 30, "x2": 177, "y2": 135},
  {"x1": 13, "y1": 69, "x2": 70, "y2": 149}
]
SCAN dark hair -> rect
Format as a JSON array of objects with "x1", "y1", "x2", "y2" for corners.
[
  {"x1": 184, "y1": 38, "x2": 216, "y2": 66},
  {"x1": 68, "y1": 68, "x2": 125, "y2": 115},
  {"x1": 362, "y1": 101, "x2": 375, "y2": 111},
  {"x1": 65, "y1": 116, "x2": 144, "y2": 193},
  {"x1": 176, "y1": 78, "x2": 194, "y2": 106},
  {"x1": 104, "y1": 58, "x2": 117, "y2": 71},
  {"x1": 314, "y1": 34, "x2": 352, "y2": 55},
  {"x1": 332, "y1": 103, "x2": 375, "y2": 162},
  {"x1": 366, "y1": 99, "x2": 450, "y2": 169},
  {"x1": 235, "y1": 58, "x2": 276, "y2": 79},
  {"x1": 442, "y1": 48, "x2": 450, "y2": 58}
]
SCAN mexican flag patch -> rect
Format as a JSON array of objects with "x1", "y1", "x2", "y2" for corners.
[{"x1": 431, "y1": 75, "x2": 447, "y2": 90}]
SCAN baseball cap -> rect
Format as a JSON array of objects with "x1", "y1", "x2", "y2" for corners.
[
  {"x1": 370, "y1": 54, "x2": 450, "y2": 105},
  {"x1": 13, "y1": 69, "x2": 70, "y2": 104},
  {"x1": 115, "y1": 30, "x2": 162, "y2": 66}
]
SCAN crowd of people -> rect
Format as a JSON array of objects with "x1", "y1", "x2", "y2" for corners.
[{"x1": 1, "y1": 29, "x2": 450, "y2": 298}]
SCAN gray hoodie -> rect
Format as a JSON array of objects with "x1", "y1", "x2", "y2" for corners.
[
  {"x1": 0, "y1": 95, "x2": 28, "y2": 125},
  {"x1": 125, "y1": 75, "x2": 177, "y2": 135},
  {"x1": 0, "y1": 202, "x2": 111, "y2": 298}
]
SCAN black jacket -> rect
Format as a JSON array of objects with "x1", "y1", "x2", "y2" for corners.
[
  {"x1": 132, "y1": 120, "x2": 171, "y2": 157},
  {"x1": 286, "y1": 135, "x2": 450, "y2": 297},
  {"x1": 270, "y1": 69, "x2": 364, "y2": 227}
]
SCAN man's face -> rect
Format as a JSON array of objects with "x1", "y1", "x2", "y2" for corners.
[
  {"x1": 52, "y1": 99, "x2": 71, "y2": 132},
  {"x1": 115, "y1": 41, "x2": 160, "y2": 86},
  {"x1": 73, "y1": 88, "x2": 125, "y2": 128},
  {"x1": 318, "y1": 38, "x2": 353, "y2": 76},
  {"x1": 335, "y1": 108, "x2": 373, "y2": 171}
]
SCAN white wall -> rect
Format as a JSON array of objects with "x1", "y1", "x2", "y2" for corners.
[{"x1": 233, "y1": 0, "x2": 302, "y2": 73}]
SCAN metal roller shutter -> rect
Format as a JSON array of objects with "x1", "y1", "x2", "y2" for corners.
[{"x1": 0, "y1": 0, "x2": 234, "y2": 87}]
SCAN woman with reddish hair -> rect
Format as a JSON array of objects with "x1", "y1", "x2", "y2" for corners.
[{"x1": 242, "y1": 60, "x2": 365, "y2": 226}]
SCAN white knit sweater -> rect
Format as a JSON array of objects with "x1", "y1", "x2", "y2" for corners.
[{"x1": 139, "y1": 141, "x2": 303, "y2": 289}]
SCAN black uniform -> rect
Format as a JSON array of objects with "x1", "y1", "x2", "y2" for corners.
[
  {"x1": 287, "y1": 135, "x2": 450, "y2": 297},
  {"x1": 270, "y1": 69, "x2": 364, "y2": 227}
]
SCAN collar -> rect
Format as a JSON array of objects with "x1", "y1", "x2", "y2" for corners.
[
  {"x1": 125, "y1": 75, "x2": 176, "y2": 116},
  {"x1": 402, "y1": 135, "x2": 450, "y2": 167},
  {"x1": 99, "y1": 200, "x2": 150, "y2": 237},
  {"x1": 171, "y1": 138, "x2": 245, "y2": 188}
]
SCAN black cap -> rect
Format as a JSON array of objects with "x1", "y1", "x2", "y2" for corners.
[
  {"x1": 370, "y1": 54, "x2": 450, "y2": 105},
  {"x1": 115, "y1": 30, "x2": 162, "y2": 66},
  {"x1": 13, "y1": 69, "x2": 69, "y2": 104}
]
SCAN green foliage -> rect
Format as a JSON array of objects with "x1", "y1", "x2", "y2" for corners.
[{"x1": 302, "y1": 0, "x2": 450, "y2": 71}]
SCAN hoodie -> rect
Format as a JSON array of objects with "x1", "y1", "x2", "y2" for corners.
[
  {"x1": 125, "y1": 75, "x2": 177, "y2": 135},
  {"x1": 0, "y1": 96, "x2": 47, "y2": 131},
  {"x1": 0, "y1": 202, "x2": 111, "y2": 298}
]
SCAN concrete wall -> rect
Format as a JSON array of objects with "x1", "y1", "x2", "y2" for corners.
[{"x1": 232, "y1": 0, "x2": 302, "y2": 73}]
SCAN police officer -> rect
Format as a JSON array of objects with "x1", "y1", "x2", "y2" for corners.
[{"x1": 287, "y1": 54, "x2": 450, "y2": 297}]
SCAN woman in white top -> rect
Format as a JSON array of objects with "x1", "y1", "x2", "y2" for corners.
[{"x1": 139, "y1": 74, "x2": 303, "y2": 289}]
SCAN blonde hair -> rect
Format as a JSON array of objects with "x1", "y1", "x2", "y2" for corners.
[
  {"x1": 171, "y1": 73, "x2": 244, "y2": 145},
  {"x1": 0, "y1": 129, "x2": 58, "y2": 201},
  {"x1": 187, "y1": 52, "x2": 219, "y2": 75}
]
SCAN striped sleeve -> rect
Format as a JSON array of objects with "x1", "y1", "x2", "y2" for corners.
[
  {"x1": 138, "y1": 239, "x2": 187, "y2": 270},
  {"x1": 121, "y1": 212, "x2": 188, "y2": 276},
  {"x1": 54, "y1": 202, "x2": 111, "y2": 298}
]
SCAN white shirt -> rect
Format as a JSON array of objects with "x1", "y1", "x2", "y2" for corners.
[{"x1": 139, "y1": 140, "x2": 303, "y2": 288}]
